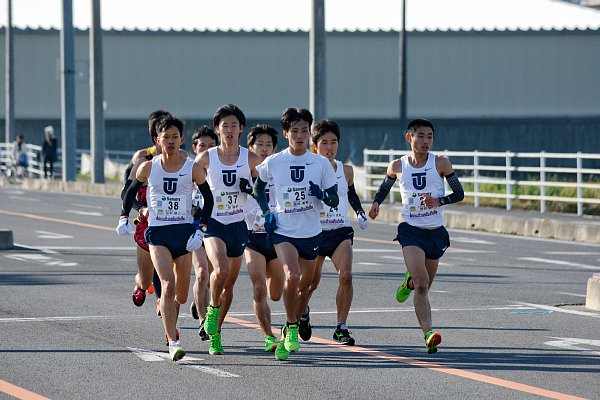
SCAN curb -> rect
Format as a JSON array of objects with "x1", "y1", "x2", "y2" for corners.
[
  {"x1": 586, "y1": 274, "x2": 600, "y2": 311},
  {"x1": 0, "y1": 229, "x2": 14, "y2": 250}
]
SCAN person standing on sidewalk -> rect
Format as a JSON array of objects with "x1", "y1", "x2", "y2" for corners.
[{"x1": 368, "y1": 118, "x2": 464, "y2": 354}]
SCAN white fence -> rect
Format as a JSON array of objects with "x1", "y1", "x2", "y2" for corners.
[
  {"x1": 363, "y1": 149, "x2": 600, "y2": 216},
  {"x1": 0, "y1": 143, "x2": 131, "y2": 180}
]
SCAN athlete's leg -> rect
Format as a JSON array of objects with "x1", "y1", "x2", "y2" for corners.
[
  {"x1": 135, "y1": 246, "x2": 154, "y2": 291},
  {"x1": 330, "y1": 239, "x2": 353, "y2": 324},
  {"x1": 402, "y1": 246, "x2": 435, "y2": 334},
  {"x1": 217, "y1": 255, "x2": 243, "y2": 330},
  {"x1": 308, "y1": 255, "x2": 325, "y2": 297},
  {"x1": 205, "y1": 237, "x2": 230, "y2": 308},
  {"x1": 296, "y1": 257, "x2": 317, "y2": 321},
  {"x1": 266, "y1": 258, "x2": 284, "y2": 302},
  {"x1": 274, "y1": 242, "x2": 301, "y2": 323},
  {"x1": 192, "y1": 246, "x2": 210, "y2": 319},
  {"x1": 173, "y1": 252, "x2": 193, "y2": 306},
  {"x1": 245, "y1": 248, "x2": 274, "y2": 337},
  {"x1": 149, "y1": 245, "x2": 179, "y2": 342}
]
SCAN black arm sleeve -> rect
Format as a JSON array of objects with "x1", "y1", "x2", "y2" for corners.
[
  {"x1": 252, "y1": 177, "x2": 270, "y2": 214},
  {"x1": 347, "y1": 184, "x2": 364, "y2": 215},
  {"x1": 121, "y1": 179, "x2": 144, "y2": 217},
  {"x1": 197, "y1": 181, "x2": 214, "y2": 226},
  {"x1": 322, "y1": 184, "x2": 339, "y2": 208},
  {"x1": 121, "y1": 179, "x2": 132, "y2": 200},
  {"x1": 373, "y1": 175, "x2": 397, "y2": 204},
  {"x1": 439, "y1": 173, "x2": 465, "y2": 206}
]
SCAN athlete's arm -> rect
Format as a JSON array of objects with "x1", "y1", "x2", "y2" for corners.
[
  {"x1": 344, "y1": 164, "x2": 364, "y2": 215},
  {"x1": 322, "y1": 184, "x2": 339, "y2": 208},
  {"x1": 423, "y1": 156, "x2": 464, "y2": 208},
  {"x1": 192, "y1": 162, "x2": 212, "y2": 229},
  {"x1": 120, "y1": 179, "x2": 144, "y2": 217},
  {"x1": 369, "y1": 159, "x2": 401, "y2": 219},
  {"x1": 252, "y1": 177, "x2": 270, "y2": 214}
]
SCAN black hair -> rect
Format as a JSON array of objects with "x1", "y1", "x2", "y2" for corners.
[
  {"x1": 407, "y1": 118, "x2": 435, "y2": 135},
  {"x1": 147, "y1": 109, "x2": 172, "y2": 143},
  {"x1": 192, "y1": 125, "x2": 218, "y2": 144},
  {"x1": 281, "y1": 107, "x2": 313, "y2": 132},
  {"x1": 212, "y1": 104, "x2": 246, "y2": 129},
  {"x1": 311, "y1": 119, "x2": 340, "y2": 145},
  {"x1": 155, "y1": 114, "x2": 184, "y2": 137},
  {"x1": 247, "y1": 124, "x2": 279, "y2": 148}
]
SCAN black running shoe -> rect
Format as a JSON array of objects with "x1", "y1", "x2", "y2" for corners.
[
  {"x1": 198, "y1": 318, "x2": 209, "y2": 341},
  {"x1": 333, "y1": 328, "x2": 355, "y2": 346},
  {"x1": 190, "y1": 302, "x2": 199, "y2": 320},
  {"x1": 299, "y1": 307, "x2": 312, "y2": 341}
]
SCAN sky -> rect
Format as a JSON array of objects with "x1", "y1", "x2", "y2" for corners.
[{"x1": 0, "y1": 0, "x2": 599, "y2": 32}]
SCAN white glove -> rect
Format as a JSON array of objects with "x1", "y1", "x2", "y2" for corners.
[
  {"x1": 357, "y1": 211, "x2": 369, "y2": 230},
  {"x1": 116, "y1": 216, "x2": 132, "y2": 236},
  {"x1": 186, "y1": 230, "x2": 205, "y2": 252}
]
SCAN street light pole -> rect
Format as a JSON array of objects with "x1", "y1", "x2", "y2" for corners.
[
  {"x1": 5, "y1": 0, "x2": 14, "y2": 144},
  {"x1": 399, "y1": 0, "x2": 407, "y2": 141},
  {"x1": 310, "y1": 0, "x2": 326, "y2": 122}
]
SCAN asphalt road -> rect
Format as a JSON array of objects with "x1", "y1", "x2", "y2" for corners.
[{"x1": 1, "y1": 187, "x2": 599, "y2": 400}]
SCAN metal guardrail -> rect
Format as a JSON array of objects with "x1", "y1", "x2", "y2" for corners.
[
  {"x1": 0, "y1": 143, "x2": 132, "y2": 180},
  {"x1": 364, "y1": 149, "x2": 600, "y2": 216}
]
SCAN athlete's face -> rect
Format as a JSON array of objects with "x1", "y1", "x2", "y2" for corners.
[
  {"x1": 284, "y1": 120, "x2": 310, "y2": 155},
  {"x1": 249, "y1": 133, "x2": 274, "y2": 161},
  {"x1": 407, "y1": 126, "x2": 434, "y2": 154},
  {"x1": 157, "y1": 126, "x2": 183, "y2": 155},
  {"x1": 313, "y1": 131, "x2": 338, "y2": 161},
  {"x1": 216, "y1": 115, "x2": 243, "y2": 147},
  {"x1": 193, "y1": 137, "x2": 216, "y2": 155}
]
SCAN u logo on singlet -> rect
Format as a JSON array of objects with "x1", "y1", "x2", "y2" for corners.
[
  {"x1": 412, "y1": 172, "x2": 427, "y2": 190},
  {"x1": 163, "y1": 177, "x2": 178, "y2": 195},
  {"x1": 290, "y1": 166, "x2": 305, "y2": 183},
  {"x1": 222, "y1": 170, "x2": 237, "y2": 187}
]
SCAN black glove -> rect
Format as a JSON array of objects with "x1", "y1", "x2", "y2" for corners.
[{"x1": 239, "y1": 177, "x2": 253, "y2": 195}]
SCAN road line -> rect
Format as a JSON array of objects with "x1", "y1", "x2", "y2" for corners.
[
  {"x1": 224, "y1": 316, "x2": 586, "y2": 400},
  {"x1": 0, "y1": 379, "x2": 50, "y2": 400},
  {"x1": 517, "y1": 302, "x2": 600, "y2": 318},
  {"x1": 557, "y1": 292, "x2": 586, "y2": 298},
  {"x1": 519, "y1": 257, "x2": 600, "y2": 271},
  {"x1": 0, "y1": 210, "x2": 113, "y2": 231}
]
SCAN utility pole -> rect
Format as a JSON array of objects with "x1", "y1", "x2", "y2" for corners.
[
  {"x1": 399, "y1": 0, "x2": 407, "y2": 142},
  {"x1": 310, "y1": 0, "x2": 326, "y2": 122},
  {"x1": 61, "y1": 0, "x2": 77, "y2": 181},
  {"x1": 5, "y1": 0, "x2": 14, "y2": 144},
  {"x1": 90, "y1": 0, "x2": 105, "y2": 183}
]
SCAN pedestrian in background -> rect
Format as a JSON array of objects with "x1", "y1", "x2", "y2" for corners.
[{"x1": 41, "y1": 126, "x2": 57, "y2": 179}]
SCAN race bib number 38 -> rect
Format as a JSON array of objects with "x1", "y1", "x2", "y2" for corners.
[{"x1": 156, "y1": 195, "x2": 187, "y2": 222}]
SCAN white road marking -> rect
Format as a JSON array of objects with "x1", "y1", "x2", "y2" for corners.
[
  {"x1": 450, "y1": 227, "x2": 600, "y2": 247},
  {"x1": 4, "y1": 253, "x2": 78, "y2": 267},
  {"x1": 452, "y1": 236, "x2": 495, "y2": 245},
  {"x1": 128, "y1": 347, "x2": 240, "y2": 377},
  {"x1": 33, "y1": 246, "x2": 135, "y2": 251},
  {"x1": 547, "y1": 251, "x2": 600, "y2": 256},
  {"x1": 544, "y1": 337, "x2": 600, "y2": 356},
  {"x1": 67, "y1": 210, "x2": 103, "y2": 217},
  {"x1": 0, "y1": 305, "x2": 537, "y2": 323},
  {"x1": 557, "y1": 292, "x2": 586, "y2": 298},
  {"x1": 8, "y1": 196, "x2": 40, "y2": 202},
  {"x1": 518, "y1": 257, "x2": 600, "y2": 271},
  {"x1": 380, "y1": 255, "x2": 402, "y2": 260},
  {"x1": 353, "y1": 249, "x2": 400, "y2": 253},
  {"x1": 72, "y1": 203, "x2": 106, "y2": 210},
  {"x1": 517, "y1": 302, "x2": 600, "y2": 318},
  {"x1": 358, "y1": 262, "x2": 383, "y2": 266},
  {"x1": 35, "y1": 231, "x2": 74, "y2": 239}
]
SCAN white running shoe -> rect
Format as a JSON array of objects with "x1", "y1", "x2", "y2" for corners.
[{"x1": 169, "y1": 341, "x2": 185, "y2": 361}]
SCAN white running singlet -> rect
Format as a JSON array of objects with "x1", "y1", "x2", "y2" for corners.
[
  {"x1": 319, "y1": 160, "x2": 349, "y2": 230},
  {"x1": 399, "y1": 152, "x2": 445, "y2": 228},
  {"x1": 258, "y1": 148, "x2": 337, "y2": 238},
  {"x1": 206, "y1": 146, "x2": 252, "y2": 224},
  {"x1": 147, "y1": 155, "x2": 195, "y2": 227}
]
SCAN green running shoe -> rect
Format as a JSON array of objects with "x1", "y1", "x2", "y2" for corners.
[
  {"x1": 264, "y1": 335, "x2": 278, "y2": 352},
  {"x1": 209, "y1": 331, "x2": 224, "y2": 355},
  {"x1": 425, "y1": 330, "x2": 442, "y2": 353},
  {"x1": 204, "y1": 305, "x2": 220, "y2": 335},
  {"x1": 284, "y1": 323, "x2": 300, "y2": 353},
  {"x1": 275, "y1": 328, "x2": 289, "y2": 361},
  {"x1": 396, "y1": 271, "x2": 413, "y2": 303}
]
